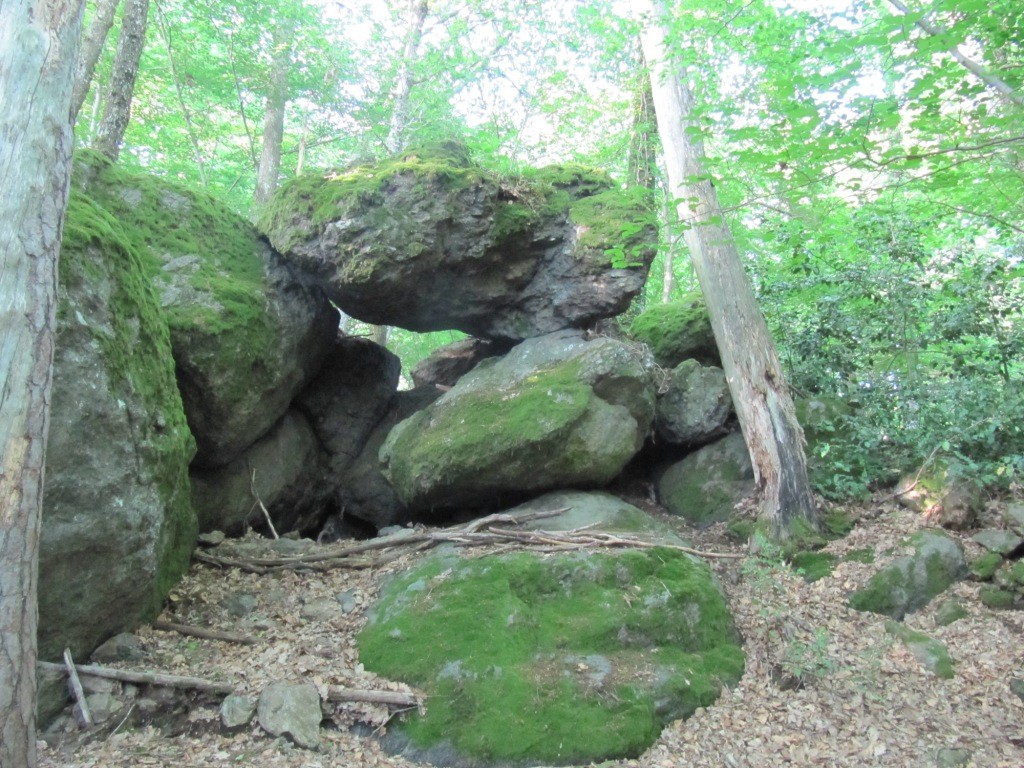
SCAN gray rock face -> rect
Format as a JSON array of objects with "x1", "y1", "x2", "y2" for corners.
[
  {"x1": 657, "y1": 432, "x2": 755, "y2": 526},
  {"x1": 381, "y1": 330, "x2": 657, "y2": 512},
  {"x1": 848, "y1": 530, "x2": 967, "y2": 619},
  {"x1": 296, "y1": 336, "x2": 401, "y2": 473},
  {"x1": 336, "y1": 386, "x2": 443, "y2": 529},
  {"x1": 168, "y1": 240, "x2": 338, "y2": 468},
  {"x1": 73, "y1": 151, "x2": 338, "y2": 469},
  {"x1": 655, "y1": 360, "x2": 732, "y2": 446},
  {"x1": 258, "y1": 150, "x2": 655, "y2": 342},
  {"x1": 40, "y1": 200, "x2": 197, "y2": 666},
  {"x1": 257, "y1": 682, "x2": 322, "y2": 749},
  {"x1": 972, "y1": 529, "x2": 1024, "y2": 555},
  {"x1": 191, "y1": 410, "x2": 326, "y2": 534},
  {"x1": 221, "y1": 694, "x2": 256, "y2": 730}
]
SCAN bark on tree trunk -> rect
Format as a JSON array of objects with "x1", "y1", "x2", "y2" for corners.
[
  {"x1": 71, "y1": 0, "x2": 121, "y2": 120},
  {"x1": 253, "y1": 20, "x2": 294, "y2": 207},
  {"x1": 0, "y1": 3, "x2": 84, "y2": 765},
  {"x1": 92, "y1": 0, "x2": 149, "y2": 160},
  {"x1": 385, "y1": 0, "x2": 429, "y2": 154},
  {"x1": 635, "y1": 0, "x2": 819, "y2": 540}
]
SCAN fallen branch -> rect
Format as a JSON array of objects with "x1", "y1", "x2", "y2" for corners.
[
  {"x1": 194, "y1": 506, "x2": 742, "y2": 572},
  {"x1": 249, "y1": 468, "x2": 279, "y2": 539},
  {"x1": 152, "y1": 620, "x2": 258, "y2": 645},
  {"x1": 38, "y1": 661, "x2": 236, "y2": 695},
  {"x1": 325, "y1": 686, "x2": 421, "y2": 707},
  {"x1": 63, "y1": 649, "x2": 92, "y2": 726}
]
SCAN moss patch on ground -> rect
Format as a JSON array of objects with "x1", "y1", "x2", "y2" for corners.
[
  {"x1": 358, "y1": 548, "x2": 743, "y2": 765},
  {"x1": 789, "y1": 551, "x2": 838, "y2": 582}
]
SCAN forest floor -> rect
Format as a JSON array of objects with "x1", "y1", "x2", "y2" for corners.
[{"x1": 38, "y1": 496, "x2": 1024, "y2": 768}]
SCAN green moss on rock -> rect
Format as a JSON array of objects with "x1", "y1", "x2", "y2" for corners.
[
  {"x1": 884, "y1": 621, "x2": 955, "y2": 679},
  {"x1": 358, "y1": 548, "x2": 743, "y2": 765},
  {"x1": 629, "y1": 293, "x2": 717, "y2": 368},
  {"x1": 970, "y1": 552, "x2": 1004, "y2": 581}
]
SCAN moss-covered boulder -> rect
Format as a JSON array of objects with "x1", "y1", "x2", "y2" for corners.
[
  {"x1": 358, "y1": 545, "x2": 743, "y2": 766},
  {"x1": 40, "y1": 192, "x2": 197, "y2": 670},
  {"x1": 655, "y1": 359, "x2": 732, "y2": 446},
  {"x1": 657, "y1": 432, "x2": 755, "y2": 526},
  {"x1": 503, "y1": 490, "x2": 687, "y2": 542},
  {"x1": 628, "y1": 292, "x2": 718, "y2": 368},
  {"x1": 380, "y1": 330, "x2": 656, "y2": 512},
  {"x1": 73, "y1": 151, "x2": 337, "y2": 467},
  {"x1": 257, "y1": 146, "x2": 656, "y2": 342},
  {"x1": 848, "y1": 530, "x2": 967, "y2": 619},
  {"x1": 884, "y1": 621, "x2": 955, "y2": 678}
]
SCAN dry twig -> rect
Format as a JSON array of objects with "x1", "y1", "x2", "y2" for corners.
[{"x1": 152, "y1": 620, "x2": 258, "y2": 645}]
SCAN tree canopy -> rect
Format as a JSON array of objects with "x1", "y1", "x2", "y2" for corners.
[{"x1": 73, "y1": 0, "x2": 1024, "y2": 499}]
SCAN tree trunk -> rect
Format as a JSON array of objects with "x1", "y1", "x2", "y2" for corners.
[
  {"x1": 0, "y1": 3, "x2": 84, "y2": 765},
  {"x1": 92, "y1": 0, "x2": 149, "y2": 160},
  {"x1": 253, "y1": 20, "x2": 295, "y2": 207},
  {"x1": 385, "y1": 0, "x2": 429, "y2": 154},
  {"x1": 71, "y1": 0, "x2": 121, "y2": 120},
  {"x1": 888, "y1": 0, "x2": 1024, "y2": 108},
  {"x1": 634, "y1": 0, "x2": 818, "y2": 540}
]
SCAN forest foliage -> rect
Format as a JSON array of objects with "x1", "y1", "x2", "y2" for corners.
[{"x1": 75, "y1": 0, "x2": 1024, "y2": 501}]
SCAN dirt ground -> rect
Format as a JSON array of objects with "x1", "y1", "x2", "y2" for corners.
[{"x1": 38, "y1": 498, "x2": 1024, "y2": 768}]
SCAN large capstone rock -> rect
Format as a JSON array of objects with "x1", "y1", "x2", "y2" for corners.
[
  {"x1": 657, "y1": 432, "x2": 755, "y2": 526},
  {"x1": 74, "y1": 151, "x2": 337, "y2": 467},
  {"x1": 381, "y1": 330, "x2": 657, "y2": 512},
  {"x1": 655, "y1": 359, "x2": 732, "y2": 446},
  {"x1": 190, "y1": 410, "x2": 326, "y2": 534},
  {"x1": 257, "y1": 146, "x2": 656, "y2": 342},
  {"x1": 849, "y1": 530, "x2": 967, "y2": 619},
  {"x1": 40, "y1": 191, "x2": 197, "y2": 665},
  {"x1": 358, "y1": 544, "x2": 743, "y2": 766},
  {"x1": 629, "y1": 293, "x2": 718, "y2": 368}
]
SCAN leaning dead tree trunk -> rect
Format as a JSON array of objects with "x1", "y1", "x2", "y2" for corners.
[
  {"x1": 92, "y1": 0, "x2": 149, "y2": 160},
  {"x1": 635, "y1": 0, "x2": 819, "y2": 541},
  {"x1": 888, "y1": 0, "x2": 1024, "y2": 109},
  {"x1": 71, "y1": 0, "x2": 121, "y2": 120},
  {"x1": 253, "y1": 19, "x2": 295, "y2": 207},
  {"x1": 0, "y1": 3, "x2": 84, "y2": 765}
]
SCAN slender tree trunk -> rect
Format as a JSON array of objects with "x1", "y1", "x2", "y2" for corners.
[
  {"x1": 254, "y1": 20, "x2": 295, "y2": 207},
  {"x1": 296, "y1": 111, "x2": 309, "y2": 176},
  {"x1": 93, "y1": 0, "x2": 149, "y2": 160},
  {"x1": 0, "y1": 3, "x2": 85, "y2": 765},
  {"x1": 385, "y1": 0, "x2": 429, "y2": 154},
  {"x1": 153, "y1": 0, "x2": 206, "y2": 185},
  {"x1": 888, "y1": 0, "x2": 1024, "y2": 108},
  {"x1": 71, "y1": 0, "x2": 121, "y2": 120},
  {"x1": 635, "y1": 0, "x2": 818, "y2": 540}
]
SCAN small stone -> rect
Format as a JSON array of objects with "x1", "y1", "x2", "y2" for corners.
[
  {"x1": 337, "y1": 591, "x2": 358, "y2": 614},
  {"x1": 1005, "y1": 503, "x2": 1024, "y2": 536},
  {"x1": 198, "y1": 531, "x2": 226, "y2": 546},
  {"x1": 268, "y1": 537, "x2": 314, "y2": 555},
  {"x1": 972, "y1": 529, "x2": 1023, "y2": 555},
  {"x1": 223, "y1": 593, "x2": 258, "y2": 618},
  {"x1": 91, "y1": 633, "x2": 146, "y2": 663},
  {"x1": 934, "y1": 747, "x2": 972, "y2": 767},
  {"x1": 85, "y1": 692, "x2": 123, "y2": 724},
  {"x1": 1010, "y1": 678, "x2": 1024, "y2": 704},
  {"x1": 220, "y1": 694, "x2": 256, "y2": 730},
  {"x1": 257, "y1": 681, "x2": 322, "y2": 749},
  {"x1": 300, "y1": 598, "x2": 341, "y2": 623}
]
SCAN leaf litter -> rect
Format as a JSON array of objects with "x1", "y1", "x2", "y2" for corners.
[{"x1": 38, "y1": 500, "x2": 1024, "y2": 768}]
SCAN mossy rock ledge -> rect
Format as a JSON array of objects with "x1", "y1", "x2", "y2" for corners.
[
  {"x1": 358, "y1": 540, "x2": 743, "y2": 766},
  {"x1": 73, "y1": 150, "x2": 338, "y2": 467},
  {"x1": 257, "y1": 147, "x2": 656, "y2": 342},
  {"x1": 380, "y1": 330, "x2": 656, "y2": 512},
  {"x1": 39, "y1": 192, "x2": 198, "y2": 710},
  {"x1": 628, "y1": 292, "x2": 718, "y2": 368}
]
